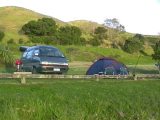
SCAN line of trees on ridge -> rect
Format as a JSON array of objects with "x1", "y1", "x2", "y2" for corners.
[{"x1": 21, "y1": 18, "x2": 147, "y2": 54}]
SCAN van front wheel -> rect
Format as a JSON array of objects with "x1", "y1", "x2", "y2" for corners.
[{"x1": 32, "y1": 67, "x2": 37, "y2": 74}]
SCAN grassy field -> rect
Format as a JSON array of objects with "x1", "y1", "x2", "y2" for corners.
[
  {"x1": 0, "y1": 64, "x2": 159, "y2": 75},
  {"x1": 0, "y1": 44, "x2": 156, "y2": 75},
  {"x1": 68, "y1": 62, "x2": 159, "y2": 75},
  {"x1": 0, "y1": 79, "x2": 160, "y2": 120},
  {"x1": 0, "y1": 63, "x2": 159, "y2": 75}
]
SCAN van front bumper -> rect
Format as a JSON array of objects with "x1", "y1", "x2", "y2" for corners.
[{"x1": 38, "y1": 64, "x2": 69, "y2": 74}]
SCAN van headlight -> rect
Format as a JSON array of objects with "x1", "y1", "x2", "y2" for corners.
[
  {"x1": 41, "y1": 61, "x2": 49, "y2": 64},
  {"x1": 62, "y1": 63, "x2": 69, "y2": 66}
]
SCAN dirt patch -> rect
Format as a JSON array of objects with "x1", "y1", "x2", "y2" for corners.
[{"x1": 69, "y1": 61, "x2": 92, "y2": 68}]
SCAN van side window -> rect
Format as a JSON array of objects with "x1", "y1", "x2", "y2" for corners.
[
  {"x1": 34, "y1": 49, "x2": 40, "y2": 56},
  {"x1": 26, "y1": 50, "x2": 34, "y2": 59},
  {"x1": 22, "y1": 51, "x2": 28, "y2": 58}
]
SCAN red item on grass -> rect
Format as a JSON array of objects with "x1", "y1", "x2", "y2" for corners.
[{"x1": 15, "y1": 59, "x2": 22, "y2": 65}]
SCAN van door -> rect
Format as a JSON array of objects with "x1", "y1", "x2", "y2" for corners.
[
  {"x1": 26, "y1": 50, "x2": 34, "y2": 71},
  {"x1": 32, "y1": 49, "x2": 40, "y2": 68},
  {"x1": 22, "y1": 50, "x2": 34, "y2": 71},
  {"x1": 21, "y1": 51, "x2": 28, "y2": 71}
]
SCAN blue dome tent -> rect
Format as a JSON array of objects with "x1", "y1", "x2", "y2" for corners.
[{"x1": 86, "y1": 57, "x2": 129, "y2": 75}]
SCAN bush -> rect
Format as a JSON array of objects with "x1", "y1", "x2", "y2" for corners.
[
  {"x1": 0, "y1": 31, "x2": 4, "y2": 41},
  {"x1": 21, "y1": 18, "x2": 57, "y2": 36},
  {"x1": 30, "y1": 36, "x2": 58, "y2": 45},
  {"x1": 0, "y1": 45, "x2": 15, "y2": 65},
  {"x1": 18, "y1": 38, "x2": 24, "y2": 44},
  {"x1": 57, "y1": 26, "x2": 84, "y2": 45},
  {"x1": 123, "y1": 37, "x2": 144, "y2": 53},
  {"x1": 152, "y1": 40, "x2": 160, "y2": 73},
  {"x1": 90, "y1": 37, "x2": 101, "y2": 46},
  {"x1": 7, "y1": 39, "x2": 15, "y2": 44},
  {"x1": 152, "y1": 40, "x2": 160, "y2": 61}
]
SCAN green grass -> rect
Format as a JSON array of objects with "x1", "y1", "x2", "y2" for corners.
[
  {"x1": 67, "y1": 65, "x2": 159, "y2": 75},
  {"x1": 1, "y1": 59, "x2": 159, "y2": 75},
  {"x1": 0, "y1": 80, "x2": 160, "y2": 120},
  {"x1": 128, "y1": 65, "x2": 159, "y2": 74},
  {"x1": 56, "y1": 45, "x2": 155, "y2": 65},
  {"x1": 1, "y1": 64, "x2": 159, "y2": 75},
  {"x1": 67, "y1": 67, "x2": 87, "y2": 75}
]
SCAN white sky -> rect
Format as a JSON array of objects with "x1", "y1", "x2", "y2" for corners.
[{"x1": 0, "y1": 0, "x2": 160, "y2": 35}]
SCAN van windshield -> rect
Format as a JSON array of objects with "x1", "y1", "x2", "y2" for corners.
[{"x1": 39, "y1": 47, "x2": 64, "y2": 57}]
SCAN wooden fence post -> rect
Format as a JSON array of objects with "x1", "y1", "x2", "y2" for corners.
[
  {"x1": 96, "y1": 75, "x2": 99, "y2": 81},
  {"x1": 21, "y1": 76, "x2": 26, "y2": 84},
  {"x1": 133, "y1": 74, "x2": 137, "y2": 80}
]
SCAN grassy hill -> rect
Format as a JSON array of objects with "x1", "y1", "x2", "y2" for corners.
[
  {"x1": 0, "y1": 6, "x2": 65, "y2": 43},
  {"x1": 68, "y1": 20, "x2": 103, "y2": 41},
  {"x1": 56, "y1": 45, "x2": 154, "y2": 65},
  {"x1": 0, "y1": 6, "x2": 103, "y2": 43},
  {"x1": 1, "y1": 6, "x2": 158, "y2": 45},
  {"x1": 69, "y1": 20, "x2": 101, "y2": 33}
]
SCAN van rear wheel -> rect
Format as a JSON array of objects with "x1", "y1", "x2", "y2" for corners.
[{"x1": 32, "y1": 67, "x2": 37, "y2": 74}]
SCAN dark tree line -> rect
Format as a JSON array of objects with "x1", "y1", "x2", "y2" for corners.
[
  {"x1": 21, "y1": 17, "x2": 146, "y2": 54},
  {"x1": 21, "y1": 18, "x2": 85, "y2": 45}
]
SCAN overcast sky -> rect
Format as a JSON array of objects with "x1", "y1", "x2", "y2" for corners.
[{"x1": 0, "y1": 0, "x2": 160, "y2": 35}]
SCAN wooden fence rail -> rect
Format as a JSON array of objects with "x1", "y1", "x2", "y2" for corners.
[{"x1": 0, "y1": 72, "x2": 159, "y2": 84}]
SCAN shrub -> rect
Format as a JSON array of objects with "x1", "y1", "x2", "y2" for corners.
[
  {"x1": 30, "y1": 36, "x2": 58, "y2": 45},
  {"x1": 21, "y1": 18, "x2": 57, "y2": 36},
  {"x1": 0, "y1": 45, "x2": 15, "y2": 65},
  {"x1": 18, "y1": 38, "x2": 24, "y2": 44},
  {"x1": 123, "y1": 37, "x2": 144, "y2": 53},
  {"x1": 7, "y1": 39, "x2": 15, "y2": 44},
  {"x1": 57, "y1": 26, "x2": 83, "y2": 45},
  {"x1": 0, "y1": 31, "x2": 4, "y2": 41}
]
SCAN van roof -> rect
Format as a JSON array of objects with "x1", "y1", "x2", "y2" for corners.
[
  {"x1": 30, "y1": 45, "x2": 57, "y2": 49},
  {"x1": 20, "y1": 45, "x2": 58, "y2": 52}
]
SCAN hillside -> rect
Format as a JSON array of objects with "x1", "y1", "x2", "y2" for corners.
[
  {"x1": 0, "y1": 6, "x2": 104, "y2": 43},
  {"x1": 68, "y1": 20, "x2": 103, "y2": 41},
  {"x1": 69, "y1": 20, "x2": 102, "y2": 33},
  {"x1": 0, "y1": 6, "x2": 65, "y2": 43}
]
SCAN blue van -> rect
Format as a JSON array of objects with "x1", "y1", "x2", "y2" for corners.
[{"x1": 20, "y1": 45, "x2": 69, "y2": 74}]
